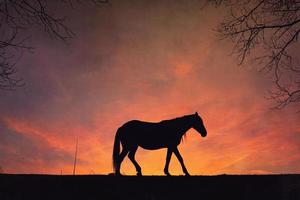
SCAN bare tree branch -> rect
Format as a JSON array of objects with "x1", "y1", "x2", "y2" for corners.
[
  {"x1": 210, "y1": 0, "x2": 300, "y2": 109},
  {"x1": 0, "y1": 0, "x2": 108, "y2": 90}
]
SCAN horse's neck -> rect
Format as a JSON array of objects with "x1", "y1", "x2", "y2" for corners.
[{"x1": 177, "y1": 115, "x2": 193, "y2": 135}]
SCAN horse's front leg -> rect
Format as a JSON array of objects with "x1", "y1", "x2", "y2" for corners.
[
  {"x1": 173, "y1": 147, "x2": 190, "y2": 176},
  {"x1": 164, "y1": 147, "x2": 172, "y2": 176}
]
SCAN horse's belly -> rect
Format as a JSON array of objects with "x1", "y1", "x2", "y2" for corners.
[
  {"x1": 139, "y1": 142, "x2": 166, "y2": 150},
  {"x1": 137, "y1": 133, "x2": 170, "y2": 150}
]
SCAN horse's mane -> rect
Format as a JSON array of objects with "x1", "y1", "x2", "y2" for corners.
[
  {"x1": 160, "y1": 114, "x2": 194, "y2": 141},
  {"x1": 159, "y1": 114, "x2": 194, "y2": 123}
]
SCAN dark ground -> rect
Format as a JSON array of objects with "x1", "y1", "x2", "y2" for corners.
[{"x1": 0, "y1": 174, "x2": 300, "y2": 200}]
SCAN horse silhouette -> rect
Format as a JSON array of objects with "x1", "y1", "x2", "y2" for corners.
[{"x1": 112, "y1": 112, "x2": 207, "y2": 176}]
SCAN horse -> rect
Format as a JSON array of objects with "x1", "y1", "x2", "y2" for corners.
[{"x1": 112, "y1": 112, "x2": 207, "y2": 176}]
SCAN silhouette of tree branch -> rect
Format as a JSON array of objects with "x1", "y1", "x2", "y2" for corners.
[
  {"x1": 0, "y1": 0, "x2": 108, "y2": 90},
  {"x1": 209, "y1": 0, "x2": 300, "y2": 108}
]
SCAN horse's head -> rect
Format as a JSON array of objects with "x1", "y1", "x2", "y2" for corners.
[{"x1": 192, "y1": 112, "x2": 207, "y2": 137}]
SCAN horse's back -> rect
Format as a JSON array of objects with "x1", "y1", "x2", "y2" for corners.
[
  {"x1": 119, "y1": 120, "x2": 160, "y2": 135},
  {"x1": 118, "y1": 120, "x2": 178, "y2": 149}
]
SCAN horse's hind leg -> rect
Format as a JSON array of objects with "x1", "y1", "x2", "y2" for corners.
[
  {"x1": 116, "y1": 148, "x2": 129, "y2": 176},
  {"x1": 128, "y1": 147, "x2": 142, "y2": 176}
]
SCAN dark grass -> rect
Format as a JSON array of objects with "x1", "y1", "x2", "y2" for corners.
[{"x1": 1, "y1": 174, "x2": 300, "y2": 200}]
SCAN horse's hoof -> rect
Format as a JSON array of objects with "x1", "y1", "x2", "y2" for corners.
[
  {"x1": 165, "y1": 172, "x2": 171, "y2": 176},
  {"x1": 137, "y1": 172, "x2": 142, "y2": 176},
  {"x1": 115, "y1": 172, "x2": 122, "y2": 176},
  {"x1": 184, "y1": 171, "x2": 190, "y2": 176}
]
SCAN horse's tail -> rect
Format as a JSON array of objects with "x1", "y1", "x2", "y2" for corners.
[{"x1": 112, "y1": 128, "x2": 121, "y2": 173}]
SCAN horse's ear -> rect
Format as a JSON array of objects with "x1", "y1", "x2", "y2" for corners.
[{"x1": 195, "y1": 112, "x2": 198, "y2": 116}]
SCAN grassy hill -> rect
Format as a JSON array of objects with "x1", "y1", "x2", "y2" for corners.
[{"x1": 0, "y1": 174, "x2": 300, "y2": 200}]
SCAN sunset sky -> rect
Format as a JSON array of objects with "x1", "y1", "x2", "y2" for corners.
[{"x1": 0, "y1": 0, "x2": 299, "y2": 175}]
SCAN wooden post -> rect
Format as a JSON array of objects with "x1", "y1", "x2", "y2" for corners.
[{"x1": 73, "y1": 137, "x2": 78, "y2": 175}]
